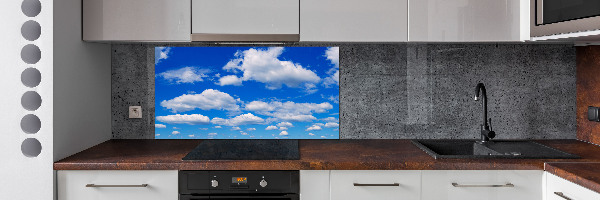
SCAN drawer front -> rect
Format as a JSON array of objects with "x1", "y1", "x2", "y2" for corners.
[
  {"x1": 330, "y1": 170, "x2": 421, "y2": 200},
  {"x1": 546, "y1": 172, "x2": 600, "y2": 200},
  {"x1": 422, "y1": 170, "x2": 542, "y2": 200},
  {"x1": 57, "y1": 170, "x2": 178, "y2": 200}
]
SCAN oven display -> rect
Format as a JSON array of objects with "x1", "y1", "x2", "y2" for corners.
[{"x1": 232, "y1": 177, "x2": 247, "y2": 184}]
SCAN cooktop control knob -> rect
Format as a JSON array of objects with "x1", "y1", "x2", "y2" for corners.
[
  {"x1": 211, "y1": 180, "x2": 219, "y2": 188},
  {"x1": 259, "y1": 179, "x2": 268, "y2": 187}
]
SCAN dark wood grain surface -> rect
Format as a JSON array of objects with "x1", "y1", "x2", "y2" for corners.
[
  {"x1": 546, "y1": 162, "x2": 600, "y2": 194},
  {"x1": 54, "y1": 139, "x2": 600, "y2": 171},
  {"x1": 577, "y1": 46, "x2": 600, "y2": 145}
]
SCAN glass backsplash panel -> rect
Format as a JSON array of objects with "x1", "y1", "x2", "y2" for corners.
[{"x1": 154, "y1": 47, "x2": 339, "y2": 139}]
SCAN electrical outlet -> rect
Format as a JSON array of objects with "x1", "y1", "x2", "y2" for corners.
[{"x1": 129, "y1": 106, "x2": 142, "y2": 119}]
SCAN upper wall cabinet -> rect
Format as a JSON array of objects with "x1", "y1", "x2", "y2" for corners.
[
  {"x1": 83, "y1": 0, "x2": 191, "y2": 41},
  {"x1": 409, "y1": 0, "x2": 530, "y2": 42},
  {"x1": 191, "y1": 0, "x2": 300, "y2": 41},
  {"x1": 300, "y1": 0, "x2": 408, "y2": 42}
]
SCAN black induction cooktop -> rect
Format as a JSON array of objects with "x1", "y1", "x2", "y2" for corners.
[{"x1": 182, "y1": 140, "x2": 300, "y2": 160}]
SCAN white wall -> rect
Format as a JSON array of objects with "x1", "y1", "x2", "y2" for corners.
[
  {"x1": 53, "y1": 0, "x2": 112, "y2": 162},
  {"x1": 0, "y1": 0, "x2": 54, "y2": 199}
]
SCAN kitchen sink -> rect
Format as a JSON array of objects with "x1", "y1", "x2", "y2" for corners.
[{"x1": 412, "y1": 140, "x2": 579, "y2": 159}]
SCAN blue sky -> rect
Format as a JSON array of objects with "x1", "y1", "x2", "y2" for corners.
[{"x1": 154, "y1": 47, "x2": 339, "y2": 139}]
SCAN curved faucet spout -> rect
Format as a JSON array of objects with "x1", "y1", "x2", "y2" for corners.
[{"x1": 474, "y1": 83, "x2": 494, "y2": 142}]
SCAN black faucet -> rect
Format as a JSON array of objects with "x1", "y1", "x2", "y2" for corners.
[{"x1": 474, "y1": 83, "x2": 495, "y2": 143}]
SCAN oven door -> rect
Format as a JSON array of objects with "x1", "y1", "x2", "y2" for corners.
[{"x1": 180, "y1": 194, "x2": 299, "y2": 200}]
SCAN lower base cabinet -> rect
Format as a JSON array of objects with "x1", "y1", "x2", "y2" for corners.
[
  {"x1": 57, "y1": 170, "x2": 178, "y2": 200},
  {"x1": 330, "y1": 170, "x2": 421, "y2": 200},
  {"x1": 545, "y1": 172, "x2": 600, "y2": 200},
  {"x1": 422, "y1": 170, "x2": 543, "y2": 200}
]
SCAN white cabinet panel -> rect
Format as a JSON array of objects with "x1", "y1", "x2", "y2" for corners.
[
  {"x1": 57, "y1": 170, "x2": 178, "y2": 200},
  {"x1": 409, "y1": 0, "x2": 529, "y2": 42},
  {"x1": 330, "y1": 170, "x2": 420, "y2": 200},
  {"x1": 545, "y1": 172, "x2": 600, "y2": 200},
  {"x1": 300, "y1": 0, "x2": 408, "y2": 42},
  {"x1": 300, "y1": 170, "x2": 330, "y2": 200},
  {"x1": 83, "y1": 0, "x2": 191, "y2": 41},
  {"x1": 422, "y1": 170, "x2": 542, "y2": 200},
  {"x1": 192, "y1": 0, "x2": 299, "y2": 34}
]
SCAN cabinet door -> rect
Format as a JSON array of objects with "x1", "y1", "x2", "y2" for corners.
[
  {"x1": 192, "y1": 0, "x2": 299, "y2": 36},
  {"x1": 409, "y1": 0, "x2": 529, "y2": 42},
  {"x1": 546, "y1": 172, "x2": 600, "y2": 200},
  {"x1": 57, "y1": 170, "x2": 178, "y2": 200},
  {"x1": 330, "y1": 170, "x2": 420, "y2": 200},
  {"x1": 422, "y1": 170, "x2": 542, "y2": 200},
  {"x1": 83, "y1": 0, "x2": 191, "y2": 41},
  {"x1": 300, "y1": 0, "x2": 408, "y2": 42},
  {"x1": 300, "y1": 170, "x2": 330, "y2": 200}
]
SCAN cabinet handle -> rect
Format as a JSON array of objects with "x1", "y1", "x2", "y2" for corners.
[
  {"x1": 353, "y1": 183, "x2": 400, "y2": 186},
  {"x1": 86, "y1": 184, "x2": 149, "y2": 188},
  {"x1": 554, "y1": 192, "x2": 573, "y2": 200},
  {"x1": 451, "y1": 183, "x2": 514, "y2": 188}
]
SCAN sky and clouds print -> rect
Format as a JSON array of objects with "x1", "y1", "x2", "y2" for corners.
[{"x1": 154, "y1": 47, "x2": 340, "y2": 139}]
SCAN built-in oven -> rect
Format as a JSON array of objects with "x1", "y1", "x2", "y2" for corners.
[
  {"x1": 532, "y1": 0, "x2": 600, "y2": 37},
  {"x1": 179, "y1": 171, "x2": 299, "y2": 200}
]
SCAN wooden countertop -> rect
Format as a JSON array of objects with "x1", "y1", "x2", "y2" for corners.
[
  {"x1": 545, "y1": 162, "x2": 600, "y2": 194},
  {"x1": 54, "y1": 139, "x2": 600, "y2": 171}
]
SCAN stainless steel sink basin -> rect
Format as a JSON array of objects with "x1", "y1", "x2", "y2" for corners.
[{"x1": 412, "y1": 140, "x2": 579, "y2": 159}]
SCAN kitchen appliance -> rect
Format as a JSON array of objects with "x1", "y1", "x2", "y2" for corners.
[
  {"x1": 531, "y1": 0, "x2": 600, "y2": 38},
  {"x1": 179, "y1": 171, "x2": 299, "y2": 200}
]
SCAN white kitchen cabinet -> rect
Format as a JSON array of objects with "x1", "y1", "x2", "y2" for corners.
[
  {"x1": 330, "y1": 170, "x2": 421, "y2": 200},
  {"x1": 422, "y1": 170, "x2": 543, "y2": 200},
  {"x1": 83, "y1": 0, "x2": 191, "y2": 41},
  {"x1": 409, "y1": 0, "x2": 529, "y2": 42},
  {"x1": 57, "y1": 170, "x2": 178, "y2": 200},
  {"x1": 191, "y1": 0, "x2": 299, "y2": 41},
  {"x1": 300, "y1": 170, "x2": 330, "y2": 200},
  {"x1": 300, "y1": 0, "x2": 408, "y2": 42},
  {"x1": 545, "y1": 172, "x2": 600, "y2": 200}
]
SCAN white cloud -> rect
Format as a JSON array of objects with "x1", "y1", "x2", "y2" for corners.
[
  {"x1": 217, "y1": 75, "x2": 243, "y2": 86},
  {"x1": 306, "y1": 124, "x2": 322, "y2": 131},
  {"x1": 208, "y1": 133, "x2": 217, "y2": 136},
  {"x1": 160, "y1": 89, "x2": 239, "y2": 113},
  {"x1": 199, "y1": 128, "x2": 209, "y2": 130},
  {"x1": 321, "y1": 136, "x2": 326, "y2": 138},
  {"x1": 325, "y1": 122, "x2": 339, "y2": 128},
  {"x1": 279, "y1": 131, "x2": 289, "y2": 136},
  {"x1": 265, "y1": 125, "x2": 278, "y2": 130},
  {"x1": 220, "y1": 47, "x2": 321, "y2": 89},
  {"x1": 279, "y1": 127, "x2": 288, "y2": 130},
  {"x1": 214, "y1": 126, "x2": 222, "y2": 129},
  {"x1": 158, "y1": 67, "x2": 209, "y2": 84},
  {"x1": 323, "y1": 47, "x2": 340, "y2": 87},
  {"x1": 211, "y1": 113, "x2": 265, "y2": 126},
  {"x1": 156, "y1": 114, "x2": 210, "y2": 125},
  {"x1": 155, "y1": 124, "x2": 167, "y2": 128},
  {"x1": 308, "y1": 133, "x2": 315, "y2": 136},
  {"x1": 325, "y1": 47, "x2": 339, "y2": 67},
  {"x1": 173, "y1": 127, "x2": 179, "y2": 129},
  {"x1": 155, "y1": 134, "x2": 160, "y2": 137},
  {"x1": 321, "y1": 117, "x2": 339, "y2": 122},
  {"x1": 240, "y1": 131, "x2": 248, "y2": 135},
  {"x1": 247, "y1": 128, "x2": 256, "y2": 131},
  {"x1": 277, "y1": 122, "x2": 293, "y2": 127},
  {"x1": 172, "y1": 131, "x2": 180, "y2": 135},
  {"x1": 155, "y1": 47, "x2": 171, "y2": 64},
  {"x1": 231, "y1": 127, "x2": 241, "y2": 131},
  {"x1": 245, "y1": 101, "x2": 333, "y2": 122},
  {"x1": 188, "y1": 134, "x2": 195, "y2": 137}
]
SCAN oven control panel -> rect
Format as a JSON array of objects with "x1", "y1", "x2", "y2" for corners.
[{"x1": 179, "y1": 171, "x2": 299, "y2": 194}]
